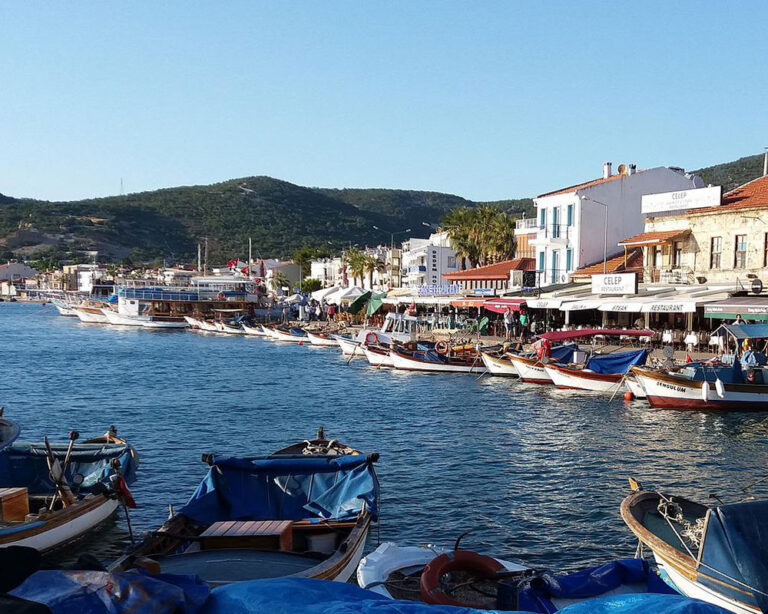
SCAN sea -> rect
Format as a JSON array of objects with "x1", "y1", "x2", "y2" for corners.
[{"x1": 2, "y1": 301, "x2": 767, "y2": 571}]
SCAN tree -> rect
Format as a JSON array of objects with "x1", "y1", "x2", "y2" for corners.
[
  {"x1": 442, "y1": 205, "x2": 516, "y2": 268},
  {"x1": 270, "y1": 271, "x2": 290, "y2": 293},
  {"x1": 363, "y1": 254, "x2": 385, "y2": 289},
  {"x1": 343, "y1": 248, "x2": 366, "y2": 286},
  {"x1": 293, "y1": 247, "x2": 332, "y2": 277},
  {"x1": 300, "y1": 278, "x2": 322, "y2": 293}
]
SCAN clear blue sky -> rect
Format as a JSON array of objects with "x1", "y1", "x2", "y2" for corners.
[{"x1": 2, "y1": 1, "x2": 767, "y2": 202}]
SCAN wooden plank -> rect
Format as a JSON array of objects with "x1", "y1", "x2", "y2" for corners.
[{"x1": 225, "y1": 521, "x2": 246, "y2": 536}]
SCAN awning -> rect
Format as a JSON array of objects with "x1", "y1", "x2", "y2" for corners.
[
  {"x1": 450, "y1": 298, "x2": 487, "y2": 308},
  {"x1": 526, "y1": 298, "x2": 563, "y2": 309},
  {"x1": 704, "y1": 297, "x2": 768, "y2": 321},
  {"x1": 560, "y1": 300, "x2": 601, "y2": 312},
  {"x1": 713, "y1": 323, "x2": 768, "y2": 340},
  {"x1": 618, "y1": 229, "x2": 689, "y2": 247},
  {"x1": 598, "y1": 300, "x2": 646, "y2": 313},
  {"x1": 483, "y1": 298, "x2": 526, "y2": 314}
]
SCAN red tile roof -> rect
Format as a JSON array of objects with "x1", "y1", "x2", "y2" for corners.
[
  {"x1": 692, "y1": 174, "x2": 768, "y2": 214},
  {"x1": 537, "y1": 172, "x2": 638, "y2": 199},
  {"x1": 443, "y1": 258, "x2": 535, "y2": 280},
  {"x1": 572, "y1": 248, "x2": 644, "y2": 277},
  {"x1": 618, "y1": 229, "x2": 689, "y2": 247}
]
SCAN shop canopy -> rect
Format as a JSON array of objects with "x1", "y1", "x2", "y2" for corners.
[
  {"x1": 450, "y1": 298, "x2": 487, "y2": 308},
  {"x1": 347, "y1": 290, "x2": 372, "y2": 314},
  {"x1": 559, "y1": 299, "x2": 602, "y2": 311},
  {"x1": 365, "y1": 292, "x2": 387, "y2": 316},
  {"x1": 483, "y1": 298, "x2": 526, "y2": 313},
  {"x1": 537, "y1": 328, "x2": 653, "y2": 342},
  {"x1": 526, "y1": 298, "x2": 564, "y2": 309},
  {"x1": 704, "y1": 297, "x2": 768, "y2": 321},
  {"x1": 713, "y1": 323, "x2": 768, "y2": 340},
  {"x1": 618, "y1": 229, "x2": 689, "y2": 247}
]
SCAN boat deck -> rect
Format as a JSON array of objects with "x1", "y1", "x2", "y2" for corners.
[{"x1": 157, "y1": 548, "x2": 322, "y2": 582}]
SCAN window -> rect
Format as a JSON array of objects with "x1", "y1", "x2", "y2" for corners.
[
  {"x1": 538, "y1": 251, "x2": 545, "y2": 272},
  {"x1": 539, "y1": 209, "x2": 546, "y2": 230},
  {"x1": 710, "y1": 237, "x2": 722, "y2": 269},
  {"x1": 566, "y1": 204, "x2": 574, "y2": 226},
  {"x1": 734, "y1": 235, "x2": 747, "y2": 269},
  {"x1": 447, "y1": 256, "x2": 457, "y2": 269},
  {"x1": 653, "y1": 245, "x2": 662, "y2": 268},
  {"x1": 566, "y1": 248, "x2": 573, "y2": 271},
  {"x1": 551, "y1": 250, "x2": 559, "y2": 284},
  {"x1": 673, "y1": 241, "x2": 683, "y2": 267},
  {"x1": 552, "y1": 207, "x2": 560, "y2": 238}
]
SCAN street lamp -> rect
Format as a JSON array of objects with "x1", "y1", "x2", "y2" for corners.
[
  {"x1": 579, "y1": 195, "x2": 609, "y2": 274},
  {"x1": 372, "y1": 226, "x2": 411, "y2": 289}
]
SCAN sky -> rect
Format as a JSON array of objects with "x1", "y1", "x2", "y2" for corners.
[{"x1": 2, "y1": 1, "x2": 768, "y2": 202}]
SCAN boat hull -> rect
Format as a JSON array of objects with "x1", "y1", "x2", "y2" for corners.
[
  {"x1": 507, "y1": 355, "x2": 552, "y2": 384},
  {"x1": 306, "y1": 331, "x2": 340, "y2": 346},
  {"x1": 632, "y1": 367, "x2": 768, "y2": 411},
  {"x1": 104, "y1": 310, "x2": 148, "y2": 326},
  {"x1": 390, "y1": 350, "x2": 483, "y2": 374},
  {"x1": 75, "y1": 308, "x2": 108, "y2": 324},
  {"x1": 481, "y1": 353, "x2": 519, "y2": 377},
  {"x1": 269, "y1": 329, "x2": 307, "y2": 343},
  {"x1": 626, "y1": 375, "x2": 647, "y2": 399},
  {"x1": 242, "y1": 323, "x2": 267, "y2": 336},
  {"x1": 0, "y1": 496, "x2": 118, "y2": 553},
  {"x1": 334, "y1": 336, "x2": 361, "y2": 356},
  {"x1": 215, "y1": 322, "x2": 245, "y2": 334},
  {"x1": 364, "y1": 347, "x2": 392, "y2": 367},
  {"x1": 545, "y1": 364, "x2": 624, "y2": 392}
]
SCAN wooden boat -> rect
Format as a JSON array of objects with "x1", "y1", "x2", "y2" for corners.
[
  {"x1": 631, "y1": 364, "x2": 768, "y2": 411},
  {"x1": 481, "y1": 351, "x2": 520, "y2": 377},
  {"x1": 334, "y1": 335, "x2": 362, "y2": 356},
  {"x1": 264, "y1": 326, "x2": 308, "y2": 343},
  {"x1": 306, "y1": 331, "x2": 341, "y2": 347},
  {"x1": 389, "y1": 345, "x2": 484, "y2": 374},
  {"x1": 214, "y1": 321, "x2": 245, "y2": 334},
  {"x1": 621, "y1": 480, "x2": 768, "y2": 613},
  {"x1": 74, "y1": 302, "x2": 109, "y2": 324},
  {"x1": 0, "y1": 426, "x2": 138, "y2": 553},
  {"x1": 364, "y1": 344, "x2": 393, "y2": 367},
  {"x1": 51, "y1": 298, "x2": 78, "y2": 317},
  {"x1": 242, "y1": 322, "x2": 267, "y2": 336},
  {"x1": 544, "y1": 349, "x2": 648, "y2": 392},
  {"x1": 357, "y1": 542, "x2": 529, "y2": 607},
  {"x1": 506, "y1": 353, "x2": 554, "y2": 384},
  {"x1": 103, "y1": 309, "x2": 149, "y2": 326},
  {"x1": 625, "y1": 373, "x2": 647, "y2": 399},
  {"x1": 271, "y1": 427, "x2": 361, "y2": 456},
  {"x1": 109, "y1": 432, "x2": 379, "y2": 585}
]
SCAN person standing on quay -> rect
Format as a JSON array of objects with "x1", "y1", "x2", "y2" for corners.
[
  {"x1": 503, "y1": 307, "x2": 514, "y2": 340},
  {"x1": 519, "y1": 310, "x2": 529, "y2": 340}
]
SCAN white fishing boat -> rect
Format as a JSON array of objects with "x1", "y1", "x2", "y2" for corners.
[
  {"x1": 141, "y1": 318, "x2": 188, "y2": 329},
  {"x1": 51, "y1": 298, "x2": 78, "y2": 317},
  {"x1": 363, "y1": 345, "x2": 393, "y2": 367},
  {"x1": 103, "y1": 309, "x2": 149, "y2": 326},
  {"x1": 266, "y1": 326, "x2": 308, "y2": 343},
  {"x1": 214, "y1": 321, "x2": 245, "y2": 334},
  {"x1": 543, "y1": 349, "x2": 648, "y2": 392},
  {"x1": 625, "y1": 373, "x2": 647, "y2": 399},
  {"x1": 74, "y1": 303, "x2": 109, "y2": 324},
  {"x1": 389, "y1": 347, "x2": 483, "y2": 374},
  {"x1": 306, "y1": 331, "x2": 341, "y2": 347},
  {"x1": 480, "y1": 352, "x2": 519, "y2": 377},
  {"x1": 506, "y1": 353, "x2": 553, "y2": 384},
  {"x1": 334, "y1": 335, "x2": 362, "y2": 356},
  {"x1": 242, "y1": 322, "x2": 267, "y2": 336}
]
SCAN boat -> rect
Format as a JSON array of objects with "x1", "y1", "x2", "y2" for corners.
[
  {"x1": 50, "y1": 298, "x2": 78, "y2": 317},
  {"x1": 334, "y1": 335, "x2": 362, "y2": 357},
  {"x1": 306, "y1": 331, "x2": 342, "y2": 347},
  {"x1": 214, "y1": 320, "x2": 245, "y2": 334},
  {"x1": 109, "y1": 432, "x2": 379, "y2": 585},
  {"x1": 271, "y1": 427, "x2": 361, "y2": 456},
  {"x1": 358, "y1": 543, "x2": 679, "y2": 612},
  {"x1": 74, "y1": 302, "x2": 109, "y2": 324},
  {"x1": 103, "y1": 309, "x2": 149, "y2": 326},
  {"x1": 266, "y1": 326, "x2": 308, "y2": 343},
  {"x1": 363, "y1": 344, "x2": 394, "y2": 367},
  {"x1": 481, "y1": 351, "x2": 520, "y2": 377},
  {"x1": 0, "y1": 426, "x2": 138, "y2": 553},
  {"x1": 621, "y1": 479, "x2": 768, "y2": 613},
  {"x1": 242, "y1": 322, "x2": 268, "y2": 336},
  {"x1": 544, "y1": 349, "x2": 649, "y2": 392},
  {"x1": 506, "y1": 343, "x2": 581, "y2": 384},
  {"x1": 389, "y1": 344, "x2": 484, "y2": 374},
  {"x1": 630, "y1": 362, "x2": 768, "y2": 410},
  {"x1": 625, "y1": 373, "x2": 647, "y2": 399},
  {"x1": 357, "y1": 542, "x2": 529, "y2": 608}
]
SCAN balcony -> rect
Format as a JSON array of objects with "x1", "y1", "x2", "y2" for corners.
[
  {"x1": 528, "y1": 224, "x2": 572, "y2": 246},
  {"x1": 407, "y1": 265, "x2": 427, "y2": 273},
  {"x1": 645, "y1": 267, "x2": 694, "y2": 285},
  {"x1": 514, "y1": 218, "x2": 538, "y2": 234}
]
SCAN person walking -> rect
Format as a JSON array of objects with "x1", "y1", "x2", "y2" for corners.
[{"x1": 503, "y1": 307, "x2": 514, "y2": 340}]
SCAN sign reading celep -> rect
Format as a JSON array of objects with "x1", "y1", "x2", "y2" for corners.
[
  {"x1": 641, "y1": 186, "x2": 722, "y2": 214},
  {"x1": 591, "y1": 273, "x2": 638, "y2": 295}
]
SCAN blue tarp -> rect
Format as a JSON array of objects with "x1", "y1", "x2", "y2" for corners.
[
  {"x1": 0, "y1": 418, "x2": 20, "y2": 454},
  {"x1": 179, "y1": 454, "x2": 379, "y2": 525},
  {"x1": 550, "y1": 343, "x2": 578, "y2": 363},
  {"x1": 199, "y1": 577, "x2": 730, "y2": 614},
  {"x1": 586, "y1": 349, "x2": 648, "y2": 374},
  {"x1": 517, "y1": 559, "x2": 676, "y2": 613},
  {"x1": 10, "y1": 569, "x2": 209, "y2": 614},
  {"x1": 0, "y1": 441, "x2": 138, "y2": 495},
  {"x1": 698, "y1": 500, "x2": 768, "y2": 612}
]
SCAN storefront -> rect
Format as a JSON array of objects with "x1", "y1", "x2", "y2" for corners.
[{"x1": 704, "y1": 297, "x2": 768, "y2": 322}]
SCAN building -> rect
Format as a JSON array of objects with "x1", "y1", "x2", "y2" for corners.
[
  {"x1": 442, "y1": 257, "x2": 535, "y2": 295},
  {"x1": 401, "y1": 231, "x2": 459, "y2": 289},
  {"x1": 514, "y1": 162, "x2": 704, "y2": 287},
  {"x1": 618, "y1": 175, "x2": 768, "y2": 287},
  {"x1": 0, "y1": 262, "x2": 38, "y2": 282},
  {"x1": 310, "y1": 258, "x2": 344, "y2": 288}
]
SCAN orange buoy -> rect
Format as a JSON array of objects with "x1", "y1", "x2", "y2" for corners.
[{"x1": 623, "y1": 391, "x2": 634, "y2": 401}]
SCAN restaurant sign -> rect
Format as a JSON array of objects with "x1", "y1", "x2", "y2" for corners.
[
  {"x1": 591, "y1": 273, "x2": 638, "y2": 295},
  {"x1": 471, "y1": 287, "x2": 496, "y2": 297},
  {"x1": 641, "y1": 186, "x2": 722, "y2": 214},
  {"x1": 418, "y1": 283, "x2": 461, "y2": 297}
]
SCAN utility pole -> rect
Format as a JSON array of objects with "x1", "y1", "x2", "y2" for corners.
[
  {"x1": 197, "y1": 243, "x2": 202, "y2": 272},
  {"x1": 203, "y1": 237, "x2": 209, "y2": 276},
  {"x1": 248, "y1": 238, "x2": 252, "y2": 277}
]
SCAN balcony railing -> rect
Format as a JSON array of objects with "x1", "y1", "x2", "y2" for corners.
[
  {"x1": 537, "y1": 224, "x2": 572, "y2": 241},
  {"x1": 645, "y1": 267, "x2": 694, "y2": 285},
  {"x1": 515, "y1": 218, "x2": 538, "y2": 231}
]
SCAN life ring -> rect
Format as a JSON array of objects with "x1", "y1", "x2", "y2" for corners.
[
  {"x1": 216, "y1": 292, "x2": 226, "y2": 301},
  {"x1": 435, "y1": 341, "x2": 449, "y2": 355},
  {"x1": 420, "y1": 550, "x2": 504, "y2": 608},
  {"x1": 365, "y1": 331, "x2": 379, "y2": 345}
]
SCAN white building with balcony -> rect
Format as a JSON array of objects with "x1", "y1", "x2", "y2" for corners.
[
  {"x1": 401, "y1": 231, "x2": 459, "y2": 289},
  {"x1": 514, "y1": 162, "x2": 705, "y2": 287}
]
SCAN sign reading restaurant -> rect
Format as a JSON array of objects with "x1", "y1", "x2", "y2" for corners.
[
  {"x1": 641, "y1": 186, "x2": 722, "y2": 214},
  {"x1": 418, "y1": 283, "x2": 461, "y2": 297},
  {"x1": 591, "y1": 273, "x2": 638, "y2": 295}
]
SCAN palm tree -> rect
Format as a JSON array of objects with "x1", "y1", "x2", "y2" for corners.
[
  {"x1": 343, "y1": 248, "x2": 366, "y2": 286},
  {"x1": 270, "y1": 271, "x2": 290, "y2": 294},
  {"x1": 363, "y1": 255, "x2": 386, "y2": 289}
]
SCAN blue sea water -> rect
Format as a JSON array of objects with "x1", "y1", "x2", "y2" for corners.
[{"x1": 2, "y1": 302, "x2": 768, "y2": 570}]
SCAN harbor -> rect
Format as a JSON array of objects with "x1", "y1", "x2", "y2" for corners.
[{"x1": 1, "y1": 300, "x2": 767, "y2": 611}]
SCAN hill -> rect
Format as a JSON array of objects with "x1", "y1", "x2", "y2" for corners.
[
  {"x1": 693, "y1": 153, "x2": 764, "y2": 192},
  {"x1": 0, "y1": 177, "x2": 533, "y2": 264}
]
